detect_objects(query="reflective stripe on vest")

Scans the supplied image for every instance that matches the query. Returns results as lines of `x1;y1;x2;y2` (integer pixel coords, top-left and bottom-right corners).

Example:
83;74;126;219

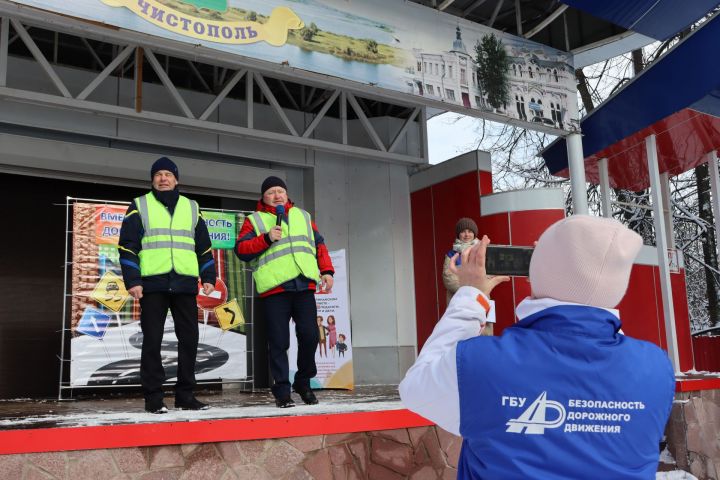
251;212;268;234
136;192;199;277
248;207;320;294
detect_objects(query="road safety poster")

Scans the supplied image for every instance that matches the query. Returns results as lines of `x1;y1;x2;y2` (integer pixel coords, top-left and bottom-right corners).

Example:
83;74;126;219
69;202;249;386
288;249;353;389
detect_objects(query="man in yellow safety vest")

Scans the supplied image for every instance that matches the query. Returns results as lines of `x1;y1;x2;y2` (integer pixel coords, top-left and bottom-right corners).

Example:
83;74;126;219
236;176;334;408
118;157;217;413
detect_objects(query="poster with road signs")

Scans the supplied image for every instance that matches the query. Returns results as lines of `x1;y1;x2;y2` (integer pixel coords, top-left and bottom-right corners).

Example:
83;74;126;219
203;211;236;250
90;271;129;312
214;299;245;331
77;307;113;339
69;202;250;386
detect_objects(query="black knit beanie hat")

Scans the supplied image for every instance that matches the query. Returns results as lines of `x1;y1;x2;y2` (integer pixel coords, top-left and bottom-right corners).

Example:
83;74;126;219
150;157;179;180
261;176;287;195
455;217;478;238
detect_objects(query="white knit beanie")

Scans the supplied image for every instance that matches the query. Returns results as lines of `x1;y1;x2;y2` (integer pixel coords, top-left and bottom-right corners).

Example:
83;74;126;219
529;215;643;308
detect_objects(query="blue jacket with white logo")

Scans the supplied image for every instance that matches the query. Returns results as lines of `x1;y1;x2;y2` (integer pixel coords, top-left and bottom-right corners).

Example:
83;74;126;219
456;304;675;479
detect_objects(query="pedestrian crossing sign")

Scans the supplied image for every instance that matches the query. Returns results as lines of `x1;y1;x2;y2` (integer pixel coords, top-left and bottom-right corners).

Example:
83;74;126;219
214;299;245;330
91;271;130;312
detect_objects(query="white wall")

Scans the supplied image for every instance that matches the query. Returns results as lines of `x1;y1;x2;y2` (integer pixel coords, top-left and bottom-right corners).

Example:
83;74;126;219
312;152;416;384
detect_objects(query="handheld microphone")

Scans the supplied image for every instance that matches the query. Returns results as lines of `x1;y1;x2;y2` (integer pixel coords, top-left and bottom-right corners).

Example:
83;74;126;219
275;204;285;227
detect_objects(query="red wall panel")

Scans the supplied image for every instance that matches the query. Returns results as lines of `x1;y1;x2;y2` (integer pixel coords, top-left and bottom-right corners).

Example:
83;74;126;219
431;172;483;319
411;188;439;350
491;281;515;335
653;268;669;351
693;336;720;372
671;272;694;371
412;171;488;348
479;171;493;196
491;277;532;336
617;264;695;372
509;210;565;245
477;213;511;245
482;209;561;335
513;277;532;305
431;173;482;247
617;265;662;345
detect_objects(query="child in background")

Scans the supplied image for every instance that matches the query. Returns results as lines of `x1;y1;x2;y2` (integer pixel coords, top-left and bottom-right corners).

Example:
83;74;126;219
442;217;494;336
337;334;347;357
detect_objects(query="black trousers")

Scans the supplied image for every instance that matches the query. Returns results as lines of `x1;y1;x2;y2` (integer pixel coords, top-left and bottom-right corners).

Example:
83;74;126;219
139;292;198;402
263;290;319;399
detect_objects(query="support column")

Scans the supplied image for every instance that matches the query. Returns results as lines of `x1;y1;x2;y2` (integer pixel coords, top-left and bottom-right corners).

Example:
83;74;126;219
567;132;589;215
420;106;429;162
598;157;611;217
134;47;143;113
660;172;675;250
340;91;347;145
646;134;681;372
707;151;720;259
246;71;253;129
0;17;8;87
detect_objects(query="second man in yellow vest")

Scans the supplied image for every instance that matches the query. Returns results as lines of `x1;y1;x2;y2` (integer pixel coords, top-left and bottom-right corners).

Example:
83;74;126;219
236;176;334;408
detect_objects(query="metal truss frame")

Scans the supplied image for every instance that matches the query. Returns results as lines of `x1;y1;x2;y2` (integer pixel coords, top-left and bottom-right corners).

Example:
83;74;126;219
433;0;569;42
0;6;427;165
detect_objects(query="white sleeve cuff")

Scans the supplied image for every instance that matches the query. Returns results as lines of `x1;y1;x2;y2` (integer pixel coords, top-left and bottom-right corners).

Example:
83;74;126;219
451;286;493;323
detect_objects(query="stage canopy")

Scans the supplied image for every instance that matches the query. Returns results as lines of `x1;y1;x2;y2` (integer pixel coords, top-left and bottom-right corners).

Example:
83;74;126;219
540;10;720;191
559;0;720;41
409;0;720;52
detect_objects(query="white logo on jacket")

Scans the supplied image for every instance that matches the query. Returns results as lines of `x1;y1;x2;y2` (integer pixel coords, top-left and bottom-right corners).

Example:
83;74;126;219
506;391;566;434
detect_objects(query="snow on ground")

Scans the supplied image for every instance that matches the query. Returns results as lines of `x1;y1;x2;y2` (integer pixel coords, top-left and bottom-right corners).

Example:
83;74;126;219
656;445;697;479
660;445;677;465
0;396;404;428
656;471;699;479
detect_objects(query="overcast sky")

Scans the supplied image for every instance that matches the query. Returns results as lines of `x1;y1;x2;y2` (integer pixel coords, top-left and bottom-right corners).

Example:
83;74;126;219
427;112;481;165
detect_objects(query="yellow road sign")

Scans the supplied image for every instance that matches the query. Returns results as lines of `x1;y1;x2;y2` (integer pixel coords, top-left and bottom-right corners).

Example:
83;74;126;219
91;271;129;312
214;298;245;330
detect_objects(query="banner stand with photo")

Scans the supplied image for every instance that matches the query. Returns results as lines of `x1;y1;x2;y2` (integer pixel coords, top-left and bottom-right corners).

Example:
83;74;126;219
57;197;254;400
289;249;354;390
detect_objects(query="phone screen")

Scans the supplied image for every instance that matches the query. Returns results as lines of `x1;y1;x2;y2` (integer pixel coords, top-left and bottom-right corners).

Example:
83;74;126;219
485;245;534;277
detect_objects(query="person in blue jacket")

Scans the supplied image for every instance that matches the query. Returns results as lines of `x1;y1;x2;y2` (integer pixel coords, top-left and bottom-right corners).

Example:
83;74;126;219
399;215;675;480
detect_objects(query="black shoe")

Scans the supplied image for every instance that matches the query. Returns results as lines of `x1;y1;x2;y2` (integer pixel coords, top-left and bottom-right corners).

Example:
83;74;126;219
175;397;210;411
275;396;296;408
294;388;319;405
145;399;169;414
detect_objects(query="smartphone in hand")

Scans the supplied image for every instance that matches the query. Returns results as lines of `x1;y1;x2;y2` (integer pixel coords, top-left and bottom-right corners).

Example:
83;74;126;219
485;245;534;276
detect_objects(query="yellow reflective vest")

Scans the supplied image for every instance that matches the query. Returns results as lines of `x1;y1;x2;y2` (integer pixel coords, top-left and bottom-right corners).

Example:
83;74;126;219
248;207;320;294
135;192;199;277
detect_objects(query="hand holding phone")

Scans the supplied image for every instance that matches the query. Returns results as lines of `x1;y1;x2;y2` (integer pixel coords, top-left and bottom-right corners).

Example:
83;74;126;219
449;236;511;296
485;245;534;277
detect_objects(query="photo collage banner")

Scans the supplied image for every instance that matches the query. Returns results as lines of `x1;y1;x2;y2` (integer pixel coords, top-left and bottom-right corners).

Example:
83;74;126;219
69;202;249;387
11;0;577;132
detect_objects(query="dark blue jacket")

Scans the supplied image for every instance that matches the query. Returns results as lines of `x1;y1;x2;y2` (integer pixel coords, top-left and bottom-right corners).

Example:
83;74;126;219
118;188;216;294
456;305;675;479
